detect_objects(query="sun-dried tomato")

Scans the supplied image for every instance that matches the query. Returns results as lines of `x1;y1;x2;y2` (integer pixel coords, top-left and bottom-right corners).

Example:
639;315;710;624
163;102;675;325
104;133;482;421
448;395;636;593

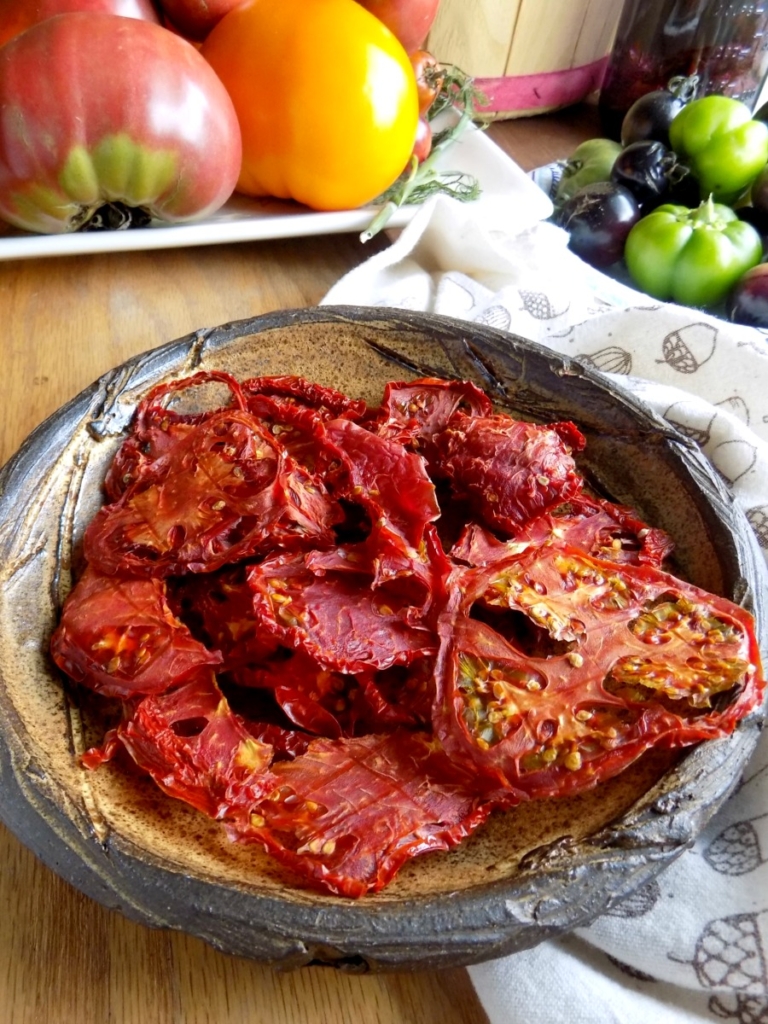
50;566;222;699
452;496;674;569
433;413;586;535
56;370;764;900
242;375;367;421
105;371;249;500
323;416;440;549
167;566;279;671
371;377;493;450
247;549;437;674
104;672;275;818
238;648;366;737
85;408;342;577
434;541;764;801
228;731;491;897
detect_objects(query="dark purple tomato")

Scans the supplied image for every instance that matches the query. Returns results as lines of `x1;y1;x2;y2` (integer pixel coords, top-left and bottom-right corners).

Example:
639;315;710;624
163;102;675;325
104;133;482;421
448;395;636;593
610;140;688;210
556;182;641;268
726;263;768;326
620;76;698;149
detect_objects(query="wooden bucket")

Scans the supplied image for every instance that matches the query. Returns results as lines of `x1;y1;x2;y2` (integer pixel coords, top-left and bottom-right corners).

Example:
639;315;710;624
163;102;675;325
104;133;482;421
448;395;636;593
426;0;623;119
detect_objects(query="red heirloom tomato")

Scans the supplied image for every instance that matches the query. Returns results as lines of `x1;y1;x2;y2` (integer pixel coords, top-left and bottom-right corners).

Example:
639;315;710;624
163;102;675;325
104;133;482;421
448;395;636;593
409;48;443;113
0;0;159;48
157;0;243;41
0;13;242;233
354;0;441;54
202;0;419;211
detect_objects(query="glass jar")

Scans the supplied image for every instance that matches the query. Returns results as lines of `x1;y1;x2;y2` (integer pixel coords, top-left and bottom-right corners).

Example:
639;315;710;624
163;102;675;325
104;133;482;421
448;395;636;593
598;0;768;138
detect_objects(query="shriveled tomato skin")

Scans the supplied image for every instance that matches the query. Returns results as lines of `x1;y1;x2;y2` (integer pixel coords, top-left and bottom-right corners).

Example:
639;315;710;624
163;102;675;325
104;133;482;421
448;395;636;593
435;414;586;534
0;0;159;47
0;13;242;233
107;673;276;818
202;0;419;210
84;407;341;578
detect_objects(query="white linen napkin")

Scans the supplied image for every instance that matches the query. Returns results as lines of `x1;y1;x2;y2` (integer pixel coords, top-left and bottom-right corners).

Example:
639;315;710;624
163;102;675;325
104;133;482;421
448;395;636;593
321;178;768;1024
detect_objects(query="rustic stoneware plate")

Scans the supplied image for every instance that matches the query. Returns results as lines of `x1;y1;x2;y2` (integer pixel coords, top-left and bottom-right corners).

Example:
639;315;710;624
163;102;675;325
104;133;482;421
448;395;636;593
0;306;765;972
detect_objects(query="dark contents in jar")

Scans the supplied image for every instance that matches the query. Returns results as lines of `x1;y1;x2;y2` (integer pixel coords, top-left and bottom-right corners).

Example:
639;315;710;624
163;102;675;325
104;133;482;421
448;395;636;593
599;0;768;139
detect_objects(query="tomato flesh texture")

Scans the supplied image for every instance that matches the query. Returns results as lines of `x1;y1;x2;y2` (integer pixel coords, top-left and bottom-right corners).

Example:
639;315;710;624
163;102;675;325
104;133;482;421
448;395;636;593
85;408;341;577
371;377;493;451
434;543;763;801
248;551;437;674
50;566;222;699
57;371;765;899
452;496;674;569
229;731;491;898
101;673;276;818
435;414;586;534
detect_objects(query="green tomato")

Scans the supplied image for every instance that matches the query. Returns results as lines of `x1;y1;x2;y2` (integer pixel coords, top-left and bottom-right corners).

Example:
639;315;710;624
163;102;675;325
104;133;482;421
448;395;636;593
624;197;763;307
555;138;623;205
668;95;768;205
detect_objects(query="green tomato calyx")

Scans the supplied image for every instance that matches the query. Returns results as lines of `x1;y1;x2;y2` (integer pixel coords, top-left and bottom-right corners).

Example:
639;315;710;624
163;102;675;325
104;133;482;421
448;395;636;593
5;135;181;234
689;194;737;230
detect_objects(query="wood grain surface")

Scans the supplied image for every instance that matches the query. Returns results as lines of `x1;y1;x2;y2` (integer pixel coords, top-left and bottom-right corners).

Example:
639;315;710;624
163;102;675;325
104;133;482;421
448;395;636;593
0;109;597;1024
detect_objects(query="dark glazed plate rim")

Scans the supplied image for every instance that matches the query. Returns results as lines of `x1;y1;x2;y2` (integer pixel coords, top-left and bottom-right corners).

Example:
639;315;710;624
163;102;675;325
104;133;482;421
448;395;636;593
0;305;765;972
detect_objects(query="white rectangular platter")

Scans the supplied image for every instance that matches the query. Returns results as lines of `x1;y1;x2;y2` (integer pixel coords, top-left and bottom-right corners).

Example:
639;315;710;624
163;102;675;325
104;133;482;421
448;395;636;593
0;127;551;261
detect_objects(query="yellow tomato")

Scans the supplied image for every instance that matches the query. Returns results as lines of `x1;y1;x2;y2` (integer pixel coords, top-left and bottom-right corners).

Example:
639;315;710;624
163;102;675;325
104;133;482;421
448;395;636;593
201;0;419;211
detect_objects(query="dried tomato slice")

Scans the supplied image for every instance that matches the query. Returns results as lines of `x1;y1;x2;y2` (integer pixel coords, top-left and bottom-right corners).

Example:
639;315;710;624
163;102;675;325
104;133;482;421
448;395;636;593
167;567;279;672
453;496;673;569
239;395;340;479
241;647;430;734
434;413;586;534
247;550;437;674
238;648;366;738
357;661;433;729
59;371;766;900
105;371;248;500
242;720;313;760
242;375;367;421
85;407;342;577
323;417;440;550
50;565;222;699
434;542;764;801
228;731;491;897
371;377;493;449
516;496;674;567
100;672;275;818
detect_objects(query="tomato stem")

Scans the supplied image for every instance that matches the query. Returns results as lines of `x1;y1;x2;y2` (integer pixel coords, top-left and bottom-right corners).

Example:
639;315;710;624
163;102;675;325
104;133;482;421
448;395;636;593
667;74;699;103
77;201;152;232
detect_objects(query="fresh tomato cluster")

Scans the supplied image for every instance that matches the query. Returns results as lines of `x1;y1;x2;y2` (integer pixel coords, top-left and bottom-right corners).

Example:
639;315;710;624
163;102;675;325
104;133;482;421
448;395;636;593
50;370;764;897
0;0;446;233
552;81;768;325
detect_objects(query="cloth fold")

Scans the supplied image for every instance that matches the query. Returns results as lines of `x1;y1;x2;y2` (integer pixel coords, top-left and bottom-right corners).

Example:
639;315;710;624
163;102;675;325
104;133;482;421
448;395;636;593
321;177;768;1023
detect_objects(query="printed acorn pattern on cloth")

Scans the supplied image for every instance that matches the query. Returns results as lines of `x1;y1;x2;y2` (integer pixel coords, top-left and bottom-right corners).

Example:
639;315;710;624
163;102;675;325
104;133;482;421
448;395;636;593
322;192;768;1024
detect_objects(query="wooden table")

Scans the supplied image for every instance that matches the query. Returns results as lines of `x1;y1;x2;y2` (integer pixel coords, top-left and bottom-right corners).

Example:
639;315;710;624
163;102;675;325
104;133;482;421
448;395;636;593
0;104;599;1024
